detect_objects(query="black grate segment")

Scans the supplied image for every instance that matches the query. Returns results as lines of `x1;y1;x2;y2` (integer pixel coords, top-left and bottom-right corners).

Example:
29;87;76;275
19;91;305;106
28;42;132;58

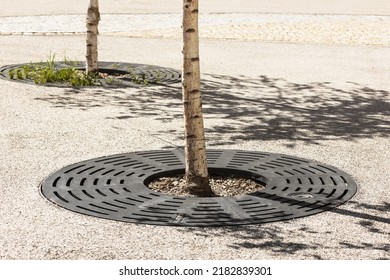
40;150;358;226
0;61;181;87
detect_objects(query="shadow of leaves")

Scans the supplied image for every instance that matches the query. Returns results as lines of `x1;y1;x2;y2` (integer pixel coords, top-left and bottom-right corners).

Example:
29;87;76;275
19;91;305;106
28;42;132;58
173;200;388;258
34;74;389;146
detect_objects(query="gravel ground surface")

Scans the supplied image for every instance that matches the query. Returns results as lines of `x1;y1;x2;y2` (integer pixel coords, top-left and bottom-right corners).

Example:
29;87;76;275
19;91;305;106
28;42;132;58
148;175;266;197
0;35;388;260
0;1;389;260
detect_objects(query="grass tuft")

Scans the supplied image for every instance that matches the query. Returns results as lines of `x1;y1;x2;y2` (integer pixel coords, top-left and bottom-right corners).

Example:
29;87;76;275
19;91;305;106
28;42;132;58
8;53;152;87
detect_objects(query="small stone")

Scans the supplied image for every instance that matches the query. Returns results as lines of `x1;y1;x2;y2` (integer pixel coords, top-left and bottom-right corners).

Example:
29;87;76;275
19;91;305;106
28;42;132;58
148;175;265;197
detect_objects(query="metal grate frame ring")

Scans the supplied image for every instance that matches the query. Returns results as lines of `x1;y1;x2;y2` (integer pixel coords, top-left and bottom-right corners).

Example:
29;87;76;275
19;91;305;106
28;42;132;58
40;149;358;226
0;61;181;87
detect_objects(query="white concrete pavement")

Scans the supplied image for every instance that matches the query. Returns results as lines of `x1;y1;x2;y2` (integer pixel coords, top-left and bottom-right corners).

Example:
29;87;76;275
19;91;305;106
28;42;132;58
1;13;389;47
1;0;390;16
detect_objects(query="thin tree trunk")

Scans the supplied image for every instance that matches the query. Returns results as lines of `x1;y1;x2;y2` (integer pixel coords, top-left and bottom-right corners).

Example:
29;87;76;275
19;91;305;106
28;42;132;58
86;0;100;74
182;0;212;196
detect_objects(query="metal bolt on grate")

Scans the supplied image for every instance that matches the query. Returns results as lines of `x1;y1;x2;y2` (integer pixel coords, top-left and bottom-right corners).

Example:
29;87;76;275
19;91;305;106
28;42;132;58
40;150;358;226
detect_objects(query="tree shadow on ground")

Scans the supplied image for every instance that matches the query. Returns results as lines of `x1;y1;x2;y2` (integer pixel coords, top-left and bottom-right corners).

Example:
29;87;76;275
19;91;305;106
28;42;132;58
174;200;389;259
33;74;389;258
35;73;389;147
201;75;389;146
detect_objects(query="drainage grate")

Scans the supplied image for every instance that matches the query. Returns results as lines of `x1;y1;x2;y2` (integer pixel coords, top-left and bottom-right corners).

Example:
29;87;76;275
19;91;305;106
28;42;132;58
0;61;181;87
40;150;358;226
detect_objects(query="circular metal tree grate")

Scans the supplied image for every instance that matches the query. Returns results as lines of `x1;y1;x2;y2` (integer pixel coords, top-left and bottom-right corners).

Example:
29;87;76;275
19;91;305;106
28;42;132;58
40;150;358;226
0;61;181;87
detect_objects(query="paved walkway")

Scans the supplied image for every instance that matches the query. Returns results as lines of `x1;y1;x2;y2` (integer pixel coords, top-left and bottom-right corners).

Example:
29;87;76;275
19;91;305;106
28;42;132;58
2;0;390;16
1;13;390;47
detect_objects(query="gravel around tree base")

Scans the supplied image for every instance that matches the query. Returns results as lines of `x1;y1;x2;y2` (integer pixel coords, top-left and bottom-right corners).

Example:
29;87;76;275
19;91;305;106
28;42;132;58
148;175;266;197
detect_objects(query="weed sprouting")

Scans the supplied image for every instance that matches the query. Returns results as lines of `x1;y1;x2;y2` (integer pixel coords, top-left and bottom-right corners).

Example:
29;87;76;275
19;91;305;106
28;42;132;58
155;70;162;84
7;54;152;86
9;55;97;86
127;67;149;85
8;69;15;79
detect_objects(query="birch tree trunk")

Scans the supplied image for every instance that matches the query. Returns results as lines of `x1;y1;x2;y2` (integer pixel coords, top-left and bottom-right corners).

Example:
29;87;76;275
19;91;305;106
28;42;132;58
182;0;212;196
86;0;100;74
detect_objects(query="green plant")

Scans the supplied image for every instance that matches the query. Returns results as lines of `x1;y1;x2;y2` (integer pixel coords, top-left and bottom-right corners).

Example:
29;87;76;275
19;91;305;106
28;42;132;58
16;69;24;79
112;63;120;69
7;53;154;87
62;54;79;68
8;69;15;79
104;75;123;85
22;65;31;79
155;70;162;84
9;54;98;86
127;67;149;85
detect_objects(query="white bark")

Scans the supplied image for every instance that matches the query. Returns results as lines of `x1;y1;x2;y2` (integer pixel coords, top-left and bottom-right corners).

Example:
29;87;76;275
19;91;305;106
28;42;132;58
86;0;100;74
182;0;211;196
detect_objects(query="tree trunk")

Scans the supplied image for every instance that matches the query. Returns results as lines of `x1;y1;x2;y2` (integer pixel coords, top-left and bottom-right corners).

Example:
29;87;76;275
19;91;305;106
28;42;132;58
86;0;100;74
182;0;212;196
